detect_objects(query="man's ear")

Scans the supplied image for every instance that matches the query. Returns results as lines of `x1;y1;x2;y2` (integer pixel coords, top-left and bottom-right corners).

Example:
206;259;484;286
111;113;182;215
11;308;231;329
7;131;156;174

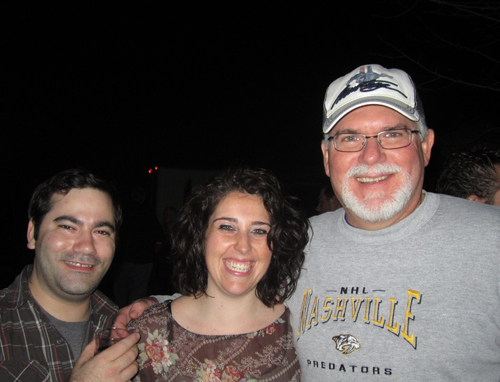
27;220;36;250
321;139;331;177
421;129;435;167
467;195;487;204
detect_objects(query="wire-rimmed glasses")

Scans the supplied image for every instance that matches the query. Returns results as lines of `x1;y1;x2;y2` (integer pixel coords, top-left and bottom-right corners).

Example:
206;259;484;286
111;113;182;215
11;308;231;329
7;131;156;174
328;128;420;152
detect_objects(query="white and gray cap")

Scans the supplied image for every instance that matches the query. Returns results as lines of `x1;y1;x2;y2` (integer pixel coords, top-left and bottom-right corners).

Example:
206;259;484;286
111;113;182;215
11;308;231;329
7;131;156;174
323;64;425;134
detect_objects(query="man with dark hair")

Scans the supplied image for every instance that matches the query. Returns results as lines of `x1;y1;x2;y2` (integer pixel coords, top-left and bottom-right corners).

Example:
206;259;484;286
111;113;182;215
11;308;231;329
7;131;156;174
437;144;500;206
28;168;123;239
0;169;139;382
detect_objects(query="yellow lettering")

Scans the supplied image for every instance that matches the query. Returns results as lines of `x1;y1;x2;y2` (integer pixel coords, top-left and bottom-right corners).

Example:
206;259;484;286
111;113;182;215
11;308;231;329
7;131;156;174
307;296;319;328
350;297;364;321
386;298;400;335
297;289;311;338
371;297;385;327
321;297;333;322
363;297;372;323
333;297;347;320
401;290;421;348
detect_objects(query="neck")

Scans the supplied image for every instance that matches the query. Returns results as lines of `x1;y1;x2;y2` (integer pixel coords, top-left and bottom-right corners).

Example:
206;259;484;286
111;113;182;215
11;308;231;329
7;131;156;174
28;270;91;322
173;292;284;335
202;291;266;316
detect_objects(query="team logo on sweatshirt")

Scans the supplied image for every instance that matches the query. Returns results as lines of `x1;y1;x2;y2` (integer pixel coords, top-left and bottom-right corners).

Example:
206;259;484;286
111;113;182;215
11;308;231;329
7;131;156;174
332;334;361;354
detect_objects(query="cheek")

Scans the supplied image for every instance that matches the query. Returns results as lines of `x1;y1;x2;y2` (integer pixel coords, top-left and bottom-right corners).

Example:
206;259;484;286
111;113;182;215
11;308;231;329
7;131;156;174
101;242;116;261
203;236;224;267
330;155;351;177
204;235;217;258
399;145;423;170
259;243;273;264
206;231;234;252
402;156;425;184
91;236;116;261
330;167;348;195
41;232;71;253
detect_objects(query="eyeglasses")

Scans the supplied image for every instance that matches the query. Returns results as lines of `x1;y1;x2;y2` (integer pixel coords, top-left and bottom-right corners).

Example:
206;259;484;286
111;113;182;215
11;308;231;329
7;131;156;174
328;129;420;152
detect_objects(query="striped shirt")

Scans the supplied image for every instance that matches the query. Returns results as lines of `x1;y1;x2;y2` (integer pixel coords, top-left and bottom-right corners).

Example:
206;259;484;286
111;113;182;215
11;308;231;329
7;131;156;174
0;265;117;381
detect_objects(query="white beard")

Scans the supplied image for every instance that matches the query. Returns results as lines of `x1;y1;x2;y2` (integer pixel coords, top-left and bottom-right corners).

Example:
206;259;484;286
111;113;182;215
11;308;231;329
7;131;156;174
341;164;413;222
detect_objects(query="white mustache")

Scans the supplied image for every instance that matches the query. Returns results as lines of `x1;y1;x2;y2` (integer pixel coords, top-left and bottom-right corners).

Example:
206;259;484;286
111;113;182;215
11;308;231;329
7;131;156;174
347;164;403;178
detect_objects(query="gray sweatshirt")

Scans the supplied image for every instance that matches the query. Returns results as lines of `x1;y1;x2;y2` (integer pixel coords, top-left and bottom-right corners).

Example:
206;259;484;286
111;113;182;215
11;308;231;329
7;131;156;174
288;192;500;381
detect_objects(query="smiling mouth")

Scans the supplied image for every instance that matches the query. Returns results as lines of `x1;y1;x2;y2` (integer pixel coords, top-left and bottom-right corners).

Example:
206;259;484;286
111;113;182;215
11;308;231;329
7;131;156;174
224;260;252;273
356;175;389;183
65;261;94;269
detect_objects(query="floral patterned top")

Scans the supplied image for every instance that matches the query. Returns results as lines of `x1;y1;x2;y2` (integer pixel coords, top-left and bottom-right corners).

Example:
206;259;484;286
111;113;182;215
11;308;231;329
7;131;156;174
127;300;300;382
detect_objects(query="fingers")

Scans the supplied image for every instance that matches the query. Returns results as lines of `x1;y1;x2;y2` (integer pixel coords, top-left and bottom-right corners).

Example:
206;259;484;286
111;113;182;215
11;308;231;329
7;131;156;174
120;360;139;381
129;298;159;319
113;305;133;331
113;297;159;328
70;333;139;382
111;334;139;381
74;337;98;369
110;327;131;340
99;333;140;362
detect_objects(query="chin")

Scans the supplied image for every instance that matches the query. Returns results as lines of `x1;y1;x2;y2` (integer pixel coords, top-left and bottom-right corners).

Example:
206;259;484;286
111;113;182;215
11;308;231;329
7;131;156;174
342;180;413;223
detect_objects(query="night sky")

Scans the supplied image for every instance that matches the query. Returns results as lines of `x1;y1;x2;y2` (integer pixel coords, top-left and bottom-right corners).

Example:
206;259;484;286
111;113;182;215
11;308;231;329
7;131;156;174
3;1;499;282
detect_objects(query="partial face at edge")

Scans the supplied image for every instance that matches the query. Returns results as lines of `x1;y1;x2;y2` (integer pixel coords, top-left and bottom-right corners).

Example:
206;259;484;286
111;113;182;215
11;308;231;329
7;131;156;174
490;165;500;206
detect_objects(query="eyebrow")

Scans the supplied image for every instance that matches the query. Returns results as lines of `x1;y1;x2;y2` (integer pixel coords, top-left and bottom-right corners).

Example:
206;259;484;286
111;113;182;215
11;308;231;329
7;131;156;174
53;215;116;232
334;124;409;135
213;217;271;226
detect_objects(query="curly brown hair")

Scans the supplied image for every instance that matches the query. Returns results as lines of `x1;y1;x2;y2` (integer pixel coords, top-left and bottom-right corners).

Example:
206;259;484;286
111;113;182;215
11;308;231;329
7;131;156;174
171;167;309;307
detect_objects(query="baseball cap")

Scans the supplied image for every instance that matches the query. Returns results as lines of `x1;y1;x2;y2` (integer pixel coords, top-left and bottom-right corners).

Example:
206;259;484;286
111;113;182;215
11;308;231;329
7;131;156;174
323;64;425;134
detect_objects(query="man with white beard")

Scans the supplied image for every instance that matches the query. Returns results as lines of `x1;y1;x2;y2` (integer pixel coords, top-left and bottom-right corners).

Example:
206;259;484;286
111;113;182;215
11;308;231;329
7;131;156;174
287;64;500;381
114;64;500;381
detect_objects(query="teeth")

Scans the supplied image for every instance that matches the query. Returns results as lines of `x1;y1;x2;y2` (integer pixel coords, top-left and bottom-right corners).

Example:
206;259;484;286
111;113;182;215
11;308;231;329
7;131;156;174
356;175;388;183
66;261;93;268
225;261;251;273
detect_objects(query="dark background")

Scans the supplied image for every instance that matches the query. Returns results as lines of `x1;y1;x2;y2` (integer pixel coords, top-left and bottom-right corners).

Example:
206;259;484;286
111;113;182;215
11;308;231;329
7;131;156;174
3;1;499;288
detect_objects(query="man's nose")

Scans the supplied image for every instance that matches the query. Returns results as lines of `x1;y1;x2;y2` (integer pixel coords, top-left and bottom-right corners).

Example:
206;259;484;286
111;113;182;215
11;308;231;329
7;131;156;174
73;231;97;255
359;136;386;165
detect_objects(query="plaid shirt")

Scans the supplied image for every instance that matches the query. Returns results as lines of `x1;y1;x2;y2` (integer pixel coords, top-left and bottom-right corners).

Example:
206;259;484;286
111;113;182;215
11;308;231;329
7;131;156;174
0;265;118;382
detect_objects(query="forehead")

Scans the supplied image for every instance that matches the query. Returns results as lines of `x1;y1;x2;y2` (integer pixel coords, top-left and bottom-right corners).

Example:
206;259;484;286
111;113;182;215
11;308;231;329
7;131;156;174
45;188;114;223
214;192;268;217
332;105;416;134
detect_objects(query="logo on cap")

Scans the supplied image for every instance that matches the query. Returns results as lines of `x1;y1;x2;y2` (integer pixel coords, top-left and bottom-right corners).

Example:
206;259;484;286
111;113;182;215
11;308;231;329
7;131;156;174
331;65;408;110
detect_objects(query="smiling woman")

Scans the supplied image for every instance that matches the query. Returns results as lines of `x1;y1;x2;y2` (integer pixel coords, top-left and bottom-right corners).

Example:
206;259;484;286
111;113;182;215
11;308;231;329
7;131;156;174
204;192;273;302
127;168;309;382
